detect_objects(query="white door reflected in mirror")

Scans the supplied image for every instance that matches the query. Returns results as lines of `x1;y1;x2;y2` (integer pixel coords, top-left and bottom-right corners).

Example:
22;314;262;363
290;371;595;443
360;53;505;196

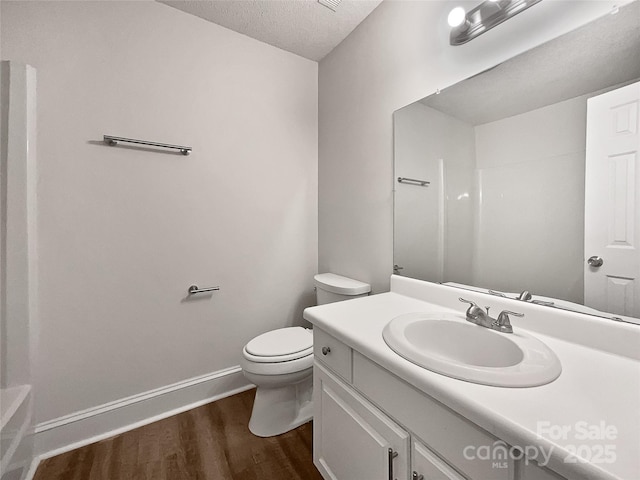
584;81;640;318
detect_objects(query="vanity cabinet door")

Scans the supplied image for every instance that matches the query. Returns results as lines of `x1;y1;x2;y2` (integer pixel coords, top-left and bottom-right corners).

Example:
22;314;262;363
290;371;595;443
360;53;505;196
314;362;409;480
412;440;465;480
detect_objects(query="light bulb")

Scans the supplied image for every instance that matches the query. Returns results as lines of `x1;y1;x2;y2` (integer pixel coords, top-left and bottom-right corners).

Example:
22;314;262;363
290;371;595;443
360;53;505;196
447;7;467;28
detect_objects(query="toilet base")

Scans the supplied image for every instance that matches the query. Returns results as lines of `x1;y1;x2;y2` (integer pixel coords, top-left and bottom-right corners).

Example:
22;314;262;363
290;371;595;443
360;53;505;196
248;376;313;437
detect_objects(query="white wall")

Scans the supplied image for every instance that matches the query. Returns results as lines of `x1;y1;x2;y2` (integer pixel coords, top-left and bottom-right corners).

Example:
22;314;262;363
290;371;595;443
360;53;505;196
318;0;626;294
474;96;587;302
393;102;475;283
1;0;318;425
393;103;444;282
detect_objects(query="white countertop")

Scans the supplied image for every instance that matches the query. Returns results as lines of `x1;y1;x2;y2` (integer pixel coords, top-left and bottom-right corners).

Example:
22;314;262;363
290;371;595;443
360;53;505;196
303;277;640;480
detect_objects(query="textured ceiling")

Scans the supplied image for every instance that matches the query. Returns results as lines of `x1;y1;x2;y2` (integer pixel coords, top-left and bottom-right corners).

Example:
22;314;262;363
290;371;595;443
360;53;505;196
158;0;383;61
421;1;640;125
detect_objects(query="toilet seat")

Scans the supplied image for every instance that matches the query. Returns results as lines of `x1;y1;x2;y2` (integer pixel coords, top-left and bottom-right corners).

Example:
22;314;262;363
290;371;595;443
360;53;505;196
243;347;313;363
242;352;313;376
240;273;371;438
244;327;313;363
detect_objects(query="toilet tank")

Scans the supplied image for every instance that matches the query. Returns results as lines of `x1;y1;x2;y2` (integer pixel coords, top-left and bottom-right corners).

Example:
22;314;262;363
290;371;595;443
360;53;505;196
314;273;371;305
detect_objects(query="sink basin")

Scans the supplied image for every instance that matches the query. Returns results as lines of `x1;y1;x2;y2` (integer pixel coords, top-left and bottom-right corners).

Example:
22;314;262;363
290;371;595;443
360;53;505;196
382;313;561;387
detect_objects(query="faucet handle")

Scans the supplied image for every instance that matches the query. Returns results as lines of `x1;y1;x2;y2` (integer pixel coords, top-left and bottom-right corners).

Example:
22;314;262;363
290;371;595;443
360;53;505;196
459;298;490;312
494;310;524;334
459;298;487;320
532;299;554;307
459;297;478;307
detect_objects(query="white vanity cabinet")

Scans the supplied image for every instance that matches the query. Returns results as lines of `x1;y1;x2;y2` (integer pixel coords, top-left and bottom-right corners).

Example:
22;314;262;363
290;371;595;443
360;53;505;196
313;328;566;480
412;440;465;480
314;363;409;480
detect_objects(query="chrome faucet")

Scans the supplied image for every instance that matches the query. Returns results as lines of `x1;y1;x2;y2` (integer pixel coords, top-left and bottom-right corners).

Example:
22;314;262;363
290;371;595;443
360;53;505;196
517;290;533;301
459;298;524;334
494;310;523;333
515;290;556;307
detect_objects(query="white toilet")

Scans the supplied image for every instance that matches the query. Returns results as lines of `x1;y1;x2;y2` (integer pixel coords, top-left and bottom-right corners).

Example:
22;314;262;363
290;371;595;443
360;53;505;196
241;273;371;437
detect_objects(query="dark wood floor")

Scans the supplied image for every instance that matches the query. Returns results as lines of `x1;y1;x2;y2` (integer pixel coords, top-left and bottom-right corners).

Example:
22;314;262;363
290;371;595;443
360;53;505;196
34;389;323;480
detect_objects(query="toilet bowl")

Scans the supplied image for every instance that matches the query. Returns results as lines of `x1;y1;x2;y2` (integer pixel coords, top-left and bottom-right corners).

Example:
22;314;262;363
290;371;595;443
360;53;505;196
241;273;371;437
241;327;314;437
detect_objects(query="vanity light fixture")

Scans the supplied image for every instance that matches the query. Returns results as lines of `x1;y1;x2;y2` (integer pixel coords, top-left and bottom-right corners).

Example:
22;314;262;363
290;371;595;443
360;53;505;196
448;0;542;46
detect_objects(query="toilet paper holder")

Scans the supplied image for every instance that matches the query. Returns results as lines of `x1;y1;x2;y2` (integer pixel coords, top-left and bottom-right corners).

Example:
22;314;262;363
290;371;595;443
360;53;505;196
188;285;220;295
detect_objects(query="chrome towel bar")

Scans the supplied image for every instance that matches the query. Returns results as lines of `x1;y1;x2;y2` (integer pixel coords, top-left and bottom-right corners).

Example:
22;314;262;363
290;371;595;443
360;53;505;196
188;285;220;295
397;177;430;187
104;135;192;155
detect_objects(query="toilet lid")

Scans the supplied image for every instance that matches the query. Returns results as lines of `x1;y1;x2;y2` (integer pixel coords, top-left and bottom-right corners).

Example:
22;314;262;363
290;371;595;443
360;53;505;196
246;327;313;358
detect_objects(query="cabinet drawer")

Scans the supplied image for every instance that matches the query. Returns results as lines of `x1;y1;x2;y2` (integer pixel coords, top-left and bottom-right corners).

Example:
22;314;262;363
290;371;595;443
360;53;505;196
353;352;513;480
314;328;352;382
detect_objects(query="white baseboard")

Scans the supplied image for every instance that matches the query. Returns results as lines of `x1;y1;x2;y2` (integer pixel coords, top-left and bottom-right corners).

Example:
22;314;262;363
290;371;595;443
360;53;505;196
32;366;253;464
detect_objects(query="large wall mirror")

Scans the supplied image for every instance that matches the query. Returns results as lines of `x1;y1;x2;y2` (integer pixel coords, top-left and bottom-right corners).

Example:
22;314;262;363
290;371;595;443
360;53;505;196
393;2;640;324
